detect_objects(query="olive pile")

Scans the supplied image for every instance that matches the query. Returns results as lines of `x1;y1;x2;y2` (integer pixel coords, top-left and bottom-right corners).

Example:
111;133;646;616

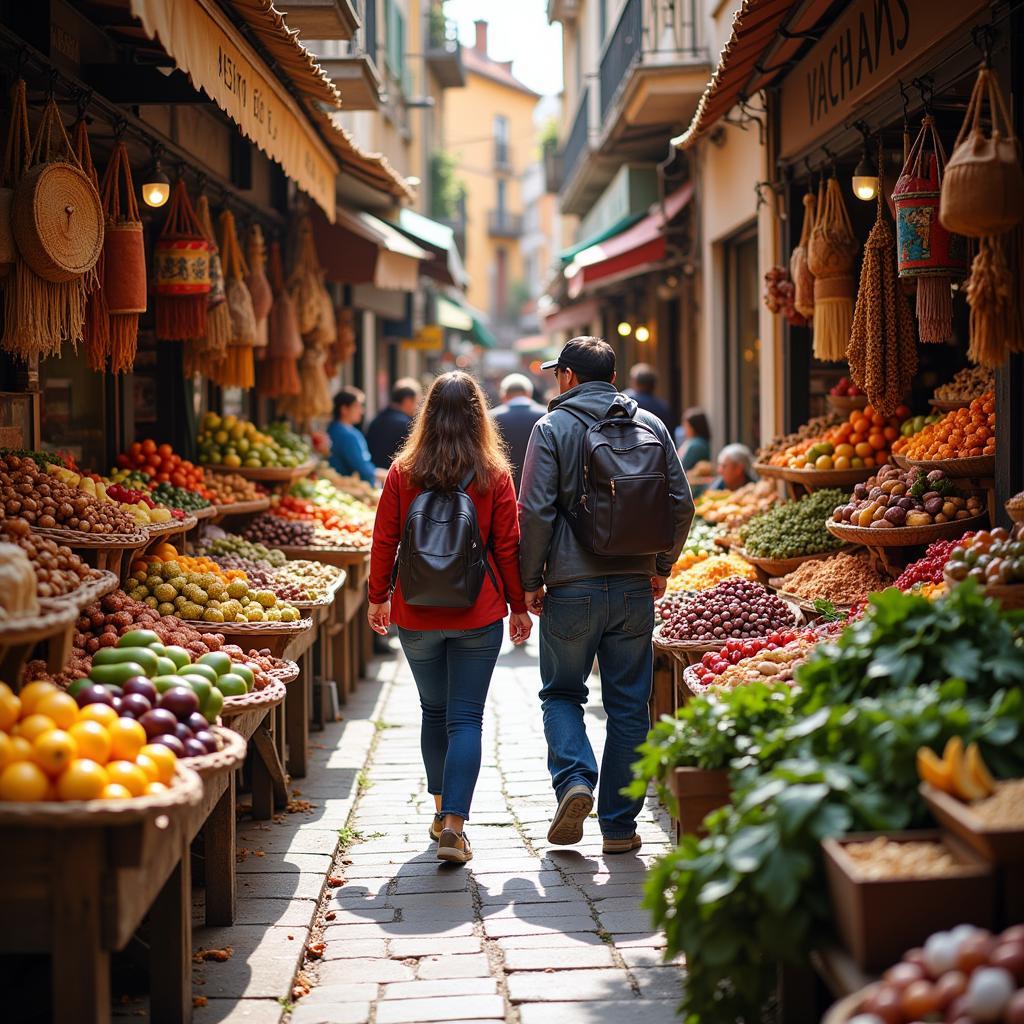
740;488;846;559
661;578;796;642
0;519;98;598
150;482;211;513
200;535;287;566
0;455;141;535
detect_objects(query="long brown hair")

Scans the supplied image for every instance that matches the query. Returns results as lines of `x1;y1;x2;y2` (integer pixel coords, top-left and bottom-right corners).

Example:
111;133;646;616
393;371;510;492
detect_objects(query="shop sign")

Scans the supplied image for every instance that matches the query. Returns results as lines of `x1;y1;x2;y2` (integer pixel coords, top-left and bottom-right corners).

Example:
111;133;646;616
129;0;338;220
779;0;987;158
402;325;445;351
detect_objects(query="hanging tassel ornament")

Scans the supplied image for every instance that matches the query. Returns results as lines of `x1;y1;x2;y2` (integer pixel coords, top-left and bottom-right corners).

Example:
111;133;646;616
893;118;968;343
848;171;918;415
184;194;231;377
808;176;859;361
790;187;816;321
99;142;147;373
256;241;301;398
208;208;256;388
246;223;273;356
73;120;109;372
153;180;210;340
965;227;1024;368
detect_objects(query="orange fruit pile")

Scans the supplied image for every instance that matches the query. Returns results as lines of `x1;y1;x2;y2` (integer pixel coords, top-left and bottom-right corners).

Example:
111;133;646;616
770;404;910;471
131;543;247;583
0;681;178;803
893;392;995;460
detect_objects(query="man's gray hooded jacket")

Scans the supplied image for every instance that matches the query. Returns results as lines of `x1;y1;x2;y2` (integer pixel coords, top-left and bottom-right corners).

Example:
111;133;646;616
517;381;695;591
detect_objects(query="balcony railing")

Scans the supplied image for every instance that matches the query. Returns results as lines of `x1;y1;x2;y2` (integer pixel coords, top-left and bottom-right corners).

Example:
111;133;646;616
488;210;523;238
559;87;589;194
599;0;702;121
494;142;512;171
426;14;465;88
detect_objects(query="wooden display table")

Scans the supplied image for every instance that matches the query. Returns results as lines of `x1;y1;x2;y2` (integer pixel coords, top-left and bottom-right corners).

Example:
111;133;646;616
220;681;288;821
0;768;203;1024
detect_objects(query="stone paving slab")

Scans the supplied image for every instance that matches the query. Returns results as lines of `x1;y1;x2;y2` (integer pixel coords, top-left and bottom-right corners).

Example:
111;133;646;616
518;1000;681;1024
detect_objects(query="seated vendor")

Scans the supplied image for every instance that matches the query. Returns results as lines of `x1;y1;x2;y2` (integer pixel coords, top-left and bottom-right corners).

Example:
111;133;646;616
709;443;756;491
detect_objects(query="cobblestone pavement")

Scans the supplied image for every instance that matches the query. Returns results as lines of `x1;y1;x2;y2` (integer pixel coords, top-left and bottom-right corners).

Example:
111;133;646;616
189;637;681;1024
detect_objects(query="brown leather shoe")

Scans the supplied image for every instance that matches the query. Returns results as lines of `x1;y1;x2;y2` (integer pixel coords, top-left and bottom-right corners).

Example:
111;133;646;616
547;784;594;846
603;833;642;855
437;828;473;864
428;813;444;842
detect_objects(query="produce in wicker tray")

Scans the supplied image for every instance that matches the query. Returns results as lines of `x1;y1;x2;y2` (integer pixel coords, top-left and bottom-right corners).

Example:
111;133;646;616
755;415;843;462
892;391;996;461
768;405;909;471
740;489;847;558
265;421;313;460
945;525;1024;586
691;629;802;684
243;514;315;548
287;478;376;531
114;440;214;496
133;545;247;585
831;466;983;529
197;412;311;468
200;534;288;567
682;518;721;556
659;578;796;643
45;463;174;525
933;364;994;403
693;481;780;528
895;536;977;590
0;545;39;617
671;553;758;593
829;376;863;398
202;472;267;505
0;519;101;599
318;467;379;507
775;551;888;606
149;482;211;513
0;455;143;535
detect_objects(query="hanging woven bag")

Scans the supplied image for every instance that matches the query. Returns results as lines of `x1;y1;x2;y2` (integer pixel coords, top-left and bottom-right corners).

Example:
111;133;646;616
940;65;1024;237
790;188;816;321
246;223;273;355
289;212;324;336
99;141;147;372
256;240;301;398
73;119;109;372
807;176;858;361
893;116;969;343
207;207;256;389
0;79;30;280
154;180;210;340
194;195;230;359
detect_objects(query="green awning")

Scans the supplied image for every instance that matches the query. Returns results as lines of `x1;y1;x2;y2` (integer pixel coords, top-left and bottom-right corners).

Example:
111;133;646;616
436;294;497;349
390;208;468;288
558;211;645;264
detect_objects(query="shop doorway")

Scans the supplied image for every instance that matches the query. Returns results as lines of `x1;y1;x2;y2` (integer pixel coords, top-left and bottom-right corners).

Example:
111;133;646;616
724;225;761;451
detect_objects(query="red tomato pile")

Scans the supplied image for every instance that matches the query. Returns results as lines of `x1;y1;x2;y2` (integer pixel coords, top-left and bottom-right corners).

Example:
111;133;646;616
269;495;345;531
693;630;801;685
116;441;214;499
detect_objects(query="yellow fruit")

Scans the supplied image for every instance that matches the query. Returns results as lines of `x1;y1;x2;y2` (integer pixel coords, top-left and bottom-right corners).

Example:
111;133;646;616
140;743;176;785
68;720;111;764
33;730;78;778
0;733;12;772
145;782;168;796
78;704;118;728
0;760;50;801
134;753;161;784
100;782;132;800
108;718;146;762
966;742;997;797
56;760;108;801
0;683;21;731
815;454;834;471
15;714;56;743
34;692;79;730
105;760;147;797
944;736;988;802
8;736;34;762
917;746;953;793
18;681;59;716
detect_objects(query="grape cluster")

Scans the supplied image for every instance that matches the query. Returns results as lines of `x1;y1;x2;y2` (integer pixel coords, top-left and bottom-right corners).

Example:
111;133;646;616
660;578;796;642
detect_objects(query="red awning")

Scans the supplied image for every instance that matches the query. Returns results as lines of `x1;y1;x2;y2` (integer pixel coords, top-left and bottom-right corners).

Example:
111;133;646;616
564;183;693;297
543;297;602;334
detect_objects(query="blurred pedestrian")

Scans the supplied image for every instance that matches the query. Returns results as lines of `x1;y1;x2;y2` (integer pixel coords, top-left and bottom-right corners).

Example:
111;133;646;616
366;378;422;469
328;387;383;486
677;407;712;471
710;443;756;491
491;373;546;493
624;363;673;431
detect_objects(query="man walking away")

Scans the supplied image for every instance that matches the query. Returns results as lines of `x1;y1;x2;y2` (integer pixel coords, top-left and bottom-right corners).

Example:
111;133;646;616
366;378;422;469
625;363;674;432
491;373;546;493
518;337;694;854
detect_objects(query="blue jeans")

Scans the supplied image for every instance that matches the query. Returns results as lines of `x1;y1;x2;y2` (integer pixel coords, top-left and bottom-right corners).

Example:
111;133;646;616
398;621;503;820
539;575;654;840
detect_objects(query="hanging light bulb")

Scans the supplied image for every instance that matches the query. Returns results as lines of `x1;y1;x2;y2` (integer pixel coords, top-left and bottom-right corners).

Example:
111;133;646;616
634;325;651;343
142;157;171;208
851;137;879;202
617;321;632;337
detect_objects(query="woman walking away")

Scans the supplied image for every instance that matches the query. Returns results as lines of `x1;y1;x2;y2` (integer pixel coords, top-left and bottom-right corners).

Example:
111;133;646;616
367;371;532;864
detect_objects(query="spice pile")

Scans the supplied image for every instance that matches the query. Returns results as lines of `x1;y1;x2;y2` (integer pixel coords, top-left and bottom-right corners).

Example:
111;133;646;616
893;392;996;461
670;553;757;593
740;489;846;559
693;481;780;534
970;780;1024;827
0;519;101;599
841;837;974;879
776;551;888;606
660;578;796;643
933;364;994;404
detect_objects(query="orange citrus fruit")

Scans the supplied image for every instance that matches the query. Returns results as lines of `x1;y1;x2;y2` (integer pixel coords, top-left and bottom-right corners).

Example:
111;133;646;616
56;760;108;801
139;743;176;785
18;681;59;715
14;713;56;743
68;720;111;764
108;719;146;762
105;760;147;797
34;692;79;730
100;782;132;800
77;703;118;728
8;736;33;762
145;782;168;796
0;683;21;731
33;730;78;777
0;733;12;771
134;753;161;784
0;760;50;801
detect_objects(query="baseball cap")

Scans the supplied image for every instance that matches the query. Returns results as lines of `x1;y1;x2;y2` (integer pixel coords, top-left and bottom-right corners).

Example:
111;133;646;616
540;336;616;379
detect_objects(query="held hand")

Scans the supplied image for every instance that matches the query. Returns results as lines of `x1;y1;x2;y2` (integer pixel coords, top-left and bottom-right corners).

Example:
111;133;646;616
367;601;391;635
509;612;533;646
524;587;546;615
651;576;668;601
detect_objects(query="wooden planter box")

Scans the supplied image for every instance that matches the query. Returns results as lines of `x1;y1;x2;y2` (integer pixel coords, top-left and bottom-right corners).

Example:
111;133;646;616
823;830;996;971
669;766;731;839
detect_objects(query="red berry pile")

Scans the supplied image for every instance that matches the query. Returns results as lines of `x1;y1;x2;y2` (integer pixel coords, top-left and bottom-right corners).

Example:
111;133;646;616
895;534;977;590
660;578;796;643
693;630;801;685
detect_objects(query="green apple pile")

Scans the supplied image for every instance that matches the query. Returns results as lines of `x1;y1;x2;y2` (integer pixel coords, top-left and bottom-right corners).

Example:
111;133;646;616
197;414;310;469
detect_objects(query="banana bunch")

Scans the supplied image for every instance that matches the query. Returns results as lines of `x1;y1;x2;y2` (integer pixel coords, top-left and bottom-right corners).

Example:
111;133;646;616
917;737;998;802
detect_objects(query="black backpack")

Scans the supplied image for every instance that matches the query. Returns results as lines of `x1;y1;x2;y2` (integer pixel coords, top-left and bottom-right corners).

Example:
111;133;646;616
559;407;674;557
394;472;498;608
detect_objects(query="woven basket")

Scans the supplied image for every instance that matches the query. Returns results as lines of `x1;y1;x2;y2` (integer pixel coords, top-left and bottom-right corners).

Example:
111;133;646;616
13;161;104;282
0;763;202;827
0;599;79;645
780;466;875;488
653;602;800;653
767;579;857;615
146;516;198;539
752;462;789;481
181;725;248;779
827;515;988;548
929;397;971;412
288;569;346;610
30;525;146;548
904;454;995;479
187;618;313;659
211;497;271;518
1006;501;1024;525
39;568;119;614
681;663;719;697
944;572;1024;610
220;678;287;718
826;394;869;414
268;660;300;685
735;545;844;577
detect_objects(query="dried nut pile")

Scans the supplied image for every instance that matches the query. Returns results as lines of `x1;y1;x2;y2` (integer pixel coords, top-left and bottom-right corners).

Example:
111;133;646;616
777;551;887;605
0;519;98;598
204;472;267;505
842;837;974;879
694;480;780;527
711;641;811;688
933;364;994;402
0;454;142;535
671;553;758;592
660;578;796;642
243;514;315;548
832;466;982;529
740;488;847;559
969;780;1024;827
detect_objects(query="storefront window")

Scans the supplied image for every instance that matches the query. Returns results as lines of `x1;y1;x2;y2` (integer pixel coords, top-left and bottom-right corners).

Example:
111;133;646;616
724;227;761;451
39;350;111;469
